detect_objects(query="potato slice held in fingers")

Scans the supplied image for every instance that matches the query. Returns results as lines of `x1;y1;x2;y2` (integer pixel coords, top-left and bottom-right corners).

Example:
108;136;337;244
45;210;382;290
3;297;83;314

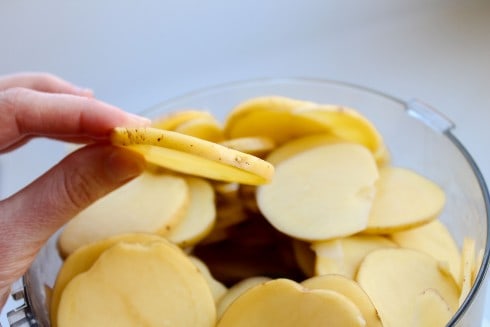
356;248;459;327
58;171;189;257
302;274;382;327
111;127;274;185
217;278;366;327
166;177;216;247
257;143;378;241
364;166;446;234
58;241;216;327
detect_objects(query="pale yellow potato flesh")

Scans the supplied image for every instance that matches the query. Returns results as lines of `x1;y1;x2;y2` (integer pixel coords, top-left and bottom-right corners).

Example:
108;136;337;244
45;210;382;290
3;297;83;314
413;288;453;327
312;235;397;278
257;143;379;240
189;256;228;302
58;241;216;327
217;278;366;327
293;105;384;155
111;127;274;185
223;96;327;144
174;116;225;142
216;276;272;318
364;166;446;234
390;219;461;284
58;172;189;257
166;177;216;247
152;109;214;130
220;136;276;156
459;238;476;306
51;233;166;327
356;248;459;327
301;274;382;327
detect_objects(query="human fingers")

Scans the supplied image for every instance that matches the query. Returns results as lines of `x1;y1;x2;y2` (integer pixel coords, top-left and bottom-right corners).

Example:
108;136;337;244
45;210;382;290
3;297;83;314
0;72;93;97
0;144;145;305
0;87;150;152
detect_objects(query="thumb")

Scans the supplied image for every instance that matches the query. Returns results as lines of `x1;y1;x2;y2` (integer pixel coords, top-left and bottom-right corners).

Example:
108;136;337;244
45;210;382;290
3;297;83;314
0;144;145;298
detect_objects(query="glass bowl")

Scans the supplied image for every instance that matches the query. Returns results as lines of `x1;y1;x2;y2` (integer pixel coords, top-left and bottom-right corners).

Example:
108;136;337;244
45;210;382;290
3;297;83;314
12;78;489;326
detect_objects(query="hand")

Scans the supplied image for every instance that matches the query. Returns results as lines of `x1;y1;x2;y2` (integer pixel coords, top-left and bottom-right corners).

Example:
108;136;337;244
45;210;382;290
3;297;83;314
0;73;150;306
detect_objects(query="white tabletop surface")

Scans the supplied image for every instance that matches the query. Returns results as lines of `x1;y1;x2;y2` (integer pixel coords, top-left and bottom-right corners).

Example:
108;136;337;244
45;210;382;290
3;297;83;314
1;0;489;325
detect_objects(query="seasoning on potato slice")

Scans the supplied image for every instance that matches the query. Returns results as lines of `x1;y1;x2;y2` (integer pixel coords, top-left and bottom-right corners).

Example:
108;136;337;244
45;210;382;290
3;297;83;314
223;96;327;144
216;276;272;318
189;256;228;302
413;288;453;327
312;235;397;278
111;127;274;185
293;105;384;155
217;278;366;327
58;241;216;327
364;166;446;234
356;248;459;327
152;109;214;130
302;274;382;327
459;238;476;306
390;219;461;284
174;116;224;142
166;177;216;247
51;233;167;327
257;143;378;241
220;136;276;157
58;171;189;257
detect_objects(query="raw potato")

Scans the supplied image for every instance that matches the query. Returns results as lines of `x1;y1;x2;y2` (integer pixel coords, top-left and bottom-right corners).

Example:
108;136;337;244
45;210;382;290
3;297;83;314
216;276;272;318
257;143;379;240
459;238;476;306
189;256;228;302
58;172;189;257
174;116;224;142
413;289;453;327
152;109;214;130
217;278;366;327
58;241;216;327
364;166;446;234
166;177;216;247
390;219;461;283
220;136;276;157
51;233;166;327
356;248;459;327
223;96;327;144
111;127;274;185
301;274;382;327
312;235;397;278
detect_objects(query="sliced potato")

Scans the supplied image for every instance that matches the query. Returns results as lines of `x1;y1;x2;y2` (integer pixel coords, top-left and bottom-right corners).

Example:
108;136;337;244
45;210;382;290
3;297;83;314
220;136;276;157
58;241;216;327
302;274;382;327
216;276;272;318
413;288;452;327
166;177;216;247
189;256;228;302
364;166;445;234
152;109;214;130
174;116;224;142
472;248;484;286
223;96;327;144
51;233;166;327
390;219;461;283
111;127;274;185
58;171;189;257
257;143;378;240
217;278;366;327
459;238;476;306
312;235;397;278
293;105;384;156
356;248;459;327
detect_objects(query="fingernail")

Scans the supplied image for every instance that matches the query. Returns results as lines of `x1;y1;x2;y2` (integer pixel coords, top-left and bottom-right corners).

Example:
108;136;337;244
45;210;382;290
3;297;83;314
106;148;146;183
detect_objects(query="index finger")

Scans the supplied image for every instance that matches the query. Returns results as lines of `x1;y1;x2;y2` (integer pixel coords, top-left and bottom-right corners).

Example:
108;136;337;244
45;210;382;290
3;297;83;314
0;87;150;152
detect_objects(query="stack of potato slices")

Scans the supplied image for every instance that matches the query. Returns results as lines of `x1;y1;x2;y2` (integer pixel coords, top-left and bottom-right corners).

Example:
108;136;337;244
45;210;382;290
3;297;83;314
52;96;482;327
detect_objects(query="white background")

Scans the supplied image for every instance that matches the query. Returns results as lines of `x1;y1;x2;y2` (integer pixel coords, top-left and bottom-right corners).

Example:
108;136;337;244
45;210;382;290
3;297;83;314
1;0;489;325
